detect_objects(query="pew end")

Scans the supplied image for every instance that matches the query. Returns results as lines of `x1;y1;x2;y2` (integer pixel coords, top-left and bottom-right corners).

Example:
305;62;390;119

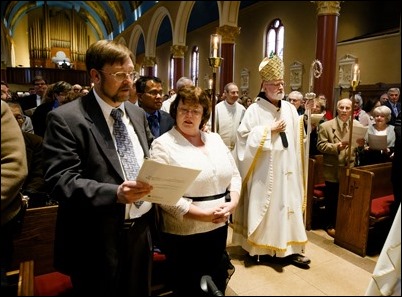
335;163;394;257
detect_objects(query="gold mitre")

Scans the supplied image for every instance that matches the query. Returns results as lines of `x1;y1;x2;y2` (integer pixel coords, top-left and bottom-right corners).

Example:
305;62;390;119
259;54;284;81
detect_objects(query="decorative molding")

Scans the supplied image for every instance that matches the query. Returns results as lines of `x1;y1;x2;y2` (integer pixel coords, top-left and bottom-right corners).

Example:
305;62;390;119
240;68;250;93
170;44;188;58
338;54;357;88
289;61;303;90
143;56;156;67
314;1;341;16
217;25;241;44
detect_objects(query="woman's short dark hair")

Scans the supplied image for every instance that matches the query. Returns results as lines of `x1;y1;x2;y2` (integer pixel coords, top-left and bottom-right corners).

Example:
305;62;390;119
170;86;211;129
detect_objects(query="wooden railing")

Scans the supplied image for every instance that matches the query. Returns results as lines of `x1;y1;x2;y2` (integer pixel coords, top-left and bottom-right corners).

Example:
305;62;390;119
1;67;91;87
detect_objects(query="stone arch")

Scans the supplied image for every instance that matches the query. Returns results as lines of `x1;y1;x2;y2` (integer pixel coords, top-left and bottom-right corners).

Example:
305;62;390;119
220;1;240;27
146;6;173;58
173;1;195;46
128;24;145;65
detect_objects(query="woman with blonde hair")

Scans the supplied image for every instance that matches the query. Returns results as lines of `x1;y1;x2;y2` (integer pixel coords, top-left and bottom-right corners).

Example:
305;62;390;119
357;105;395;166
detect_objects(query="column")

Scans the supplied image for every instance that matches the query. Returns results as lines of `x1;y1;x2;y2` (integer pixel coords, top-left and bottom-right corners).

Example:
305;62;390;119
142;56;156;77
314;1;341;115
216;25;241;95
170;45;187;85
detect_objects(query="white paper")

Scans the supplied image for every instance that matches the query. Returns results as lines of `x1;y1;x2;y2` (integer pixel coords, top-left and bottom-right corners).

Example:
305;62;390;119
368;134;388;150
342;125;368;145
136;159;201;205
310;113;325;126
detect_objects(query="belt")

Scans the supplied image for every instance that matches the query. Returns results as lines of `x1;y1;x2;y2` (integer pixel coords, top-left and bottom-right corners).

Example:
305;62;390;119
183;190;229;202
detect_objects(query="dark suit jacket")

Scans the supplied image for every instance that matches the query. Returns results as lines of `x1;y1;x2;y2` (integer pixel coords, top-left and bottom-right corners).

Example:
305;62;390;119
384;100;401;125
43;91;154;276
31;101;54;137
19;94;40;115
159;110;174;136
22;132;46;195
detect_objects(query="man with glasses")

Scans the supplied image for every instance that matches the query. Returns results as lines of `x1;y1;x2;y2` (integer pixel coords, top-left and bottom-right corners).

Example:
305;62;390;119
43;40;154;296
136;76;174;138
288;90;305;115
232;54;312;268
19;76;48;117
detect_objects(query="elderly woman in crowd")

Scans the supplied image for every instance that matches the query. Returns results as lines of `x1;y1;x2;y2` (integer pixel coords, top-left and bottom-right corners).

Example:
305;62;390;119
357;105;395;166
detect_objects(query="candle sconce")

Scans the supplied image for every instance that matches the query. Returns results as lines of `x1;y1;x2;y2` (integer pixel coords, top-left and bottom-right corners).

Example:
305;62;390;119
208;33;223;132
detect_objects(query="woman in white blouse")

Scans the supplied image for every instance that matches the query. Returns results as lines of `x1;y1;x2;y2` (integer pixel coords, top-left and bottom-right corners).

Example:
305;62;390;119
149;85;241;296
358;105;395;165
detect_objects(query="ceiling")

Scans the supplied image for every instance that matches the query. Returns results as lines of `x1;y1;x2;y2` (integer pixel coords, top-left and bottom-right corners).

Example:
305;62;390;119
1;1;147;40
2;1;259;43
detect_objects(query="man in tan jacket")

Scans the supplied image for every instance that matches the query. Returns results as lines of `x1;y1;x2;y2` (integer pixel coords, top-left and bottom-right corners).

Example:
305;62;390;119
1;100;28;288
317;98;365;237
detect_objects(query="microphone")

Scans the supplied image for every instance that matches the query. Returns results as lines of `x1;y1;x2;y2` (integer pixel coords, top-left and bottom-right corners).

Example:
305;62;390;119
200;275;224;296
279;132;288;148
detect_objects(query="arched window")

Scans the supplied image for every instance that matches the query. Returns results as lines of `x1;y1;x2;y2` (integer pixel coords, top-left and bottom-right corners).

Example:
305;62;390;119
190;46;199;87
154;62;158;77
265;19;284;59
169;54;174;89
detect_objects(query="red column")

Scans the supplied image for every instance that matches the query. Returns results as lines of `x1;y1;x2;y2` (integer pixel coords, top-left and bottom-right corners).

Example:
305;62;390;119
173;57;184;84
220;43;234;94
217;25;241;96
170;45;187;87
314;1;341;116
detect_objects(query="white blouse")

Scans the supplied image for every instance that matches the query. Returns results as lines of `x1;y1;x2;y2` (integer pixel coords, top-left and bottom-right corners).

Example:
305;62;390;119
149;127;241;235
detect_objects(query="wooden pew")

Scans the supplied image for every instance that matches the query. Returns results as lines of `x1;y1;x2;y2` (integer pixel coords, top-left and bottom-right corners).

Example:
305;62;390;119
10;205;73;296
10;205;170;296
335;162;394;257
306;155;326;230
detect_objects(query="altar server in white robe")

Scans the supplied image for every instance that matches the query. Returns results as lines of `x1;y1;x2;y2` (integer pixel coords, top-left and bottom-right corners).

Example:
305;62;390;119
231;54;312;267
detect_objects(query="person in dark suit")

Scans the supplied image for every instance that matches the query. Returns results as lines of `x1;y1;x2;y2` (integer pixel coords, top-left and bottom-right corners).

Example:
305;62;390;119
19;76;48;117
32;80;72;137
136;76;174;138
43;40;154;296
383;87;401;125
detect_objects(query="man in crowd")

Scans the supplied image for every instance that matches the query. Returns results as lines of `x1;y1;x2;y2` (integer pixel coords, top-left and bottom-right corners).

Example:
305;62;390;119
161;77;193;113
43;40;154;296
136;76;174;138
213;82;245;153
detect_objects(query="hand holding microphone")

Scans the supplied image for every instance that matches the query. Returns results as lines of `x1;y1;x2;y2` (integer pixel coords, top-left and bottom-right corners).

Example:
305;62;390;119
274;120;288;148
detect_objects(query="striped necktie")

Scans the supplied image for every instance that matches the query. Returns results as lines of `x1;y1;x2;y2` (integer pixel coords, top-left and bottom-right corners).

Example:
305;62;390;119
111;108;143;208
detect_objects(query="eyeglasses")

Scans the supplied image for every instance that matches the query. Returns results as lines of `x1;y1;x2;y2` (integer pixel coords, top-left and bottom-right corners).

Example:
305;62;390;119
145;90;163;97
98;70;138;82
178;107;203;117
266;82;285;88
34;82;46;86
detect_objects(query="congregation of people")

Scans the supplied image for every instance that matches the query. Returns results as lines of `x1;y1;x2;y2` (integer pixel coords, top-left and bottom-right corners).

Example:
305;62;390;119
1;40;401;296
